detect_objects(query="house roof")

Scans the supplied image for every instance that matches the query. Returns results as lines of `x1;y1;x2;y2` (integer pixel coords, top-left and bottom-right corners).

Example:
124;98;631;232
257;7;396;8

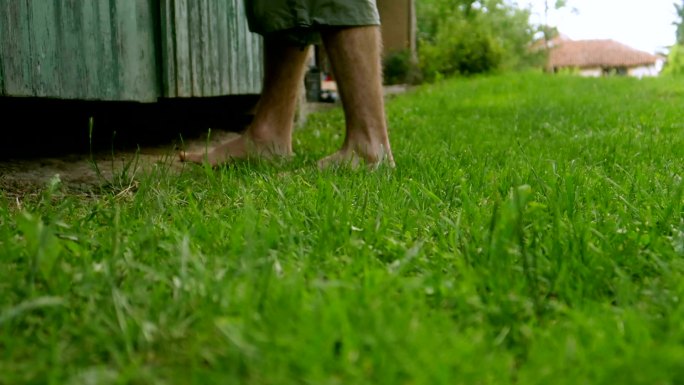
529;34;572;51
548;39;660;69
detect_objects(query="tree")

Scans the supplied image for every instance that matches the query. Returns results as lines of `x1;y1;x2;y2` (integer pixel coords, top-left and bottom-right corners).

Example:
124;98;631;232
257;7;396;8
664;1;684;75
416;0;538;81
543;1;566;45
663;45;684;76
675;1;684;45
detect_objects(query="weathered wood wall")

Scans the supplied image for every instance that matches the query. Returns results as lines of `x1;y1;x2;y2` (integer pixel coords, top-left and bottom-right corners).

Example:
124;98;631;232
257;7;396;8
160;0;263;97
0;0;159;101
0;0;263;101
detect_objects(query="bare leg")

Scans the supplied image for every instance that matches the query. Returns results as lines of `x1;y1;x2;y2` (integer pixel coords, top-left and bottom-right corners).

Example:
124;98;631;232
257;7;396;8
318;26;395;168
180;39;310;165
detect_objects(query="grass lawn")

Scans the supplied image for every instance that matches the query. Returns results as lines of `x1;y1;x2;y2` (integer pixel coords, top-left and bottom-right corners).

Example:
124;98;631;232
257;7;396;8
1;73;683;384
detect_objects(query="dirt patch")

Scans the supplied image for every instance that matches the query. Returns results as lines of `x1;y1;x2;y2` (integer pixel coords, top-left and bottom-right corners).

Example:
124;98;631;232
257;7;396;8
0;131;240;197
0;96;257;197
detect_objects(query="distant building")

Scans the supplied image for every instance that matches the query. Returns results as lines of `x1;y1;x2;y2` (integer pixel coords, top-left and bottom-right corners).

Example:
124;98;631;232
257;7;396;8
546;37;663;78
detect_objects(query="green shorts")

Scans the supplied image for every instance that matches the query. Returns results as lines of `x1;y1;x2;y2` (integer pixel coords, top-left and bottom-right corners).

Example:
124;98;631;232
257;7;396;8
245;0;380;46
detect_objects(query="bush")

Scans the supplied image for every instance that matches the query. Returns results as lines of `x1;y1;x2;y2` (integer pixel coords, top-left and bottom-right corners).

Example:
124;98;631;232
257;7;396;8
663;45;684;76
419;16;503;82
383;49;421;85
415;0;538;82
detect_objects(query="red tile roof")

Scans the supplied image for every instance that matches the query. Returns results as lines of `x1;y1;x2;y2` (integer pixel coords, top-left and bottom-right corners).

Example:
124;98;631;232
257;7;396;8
548;39;659;69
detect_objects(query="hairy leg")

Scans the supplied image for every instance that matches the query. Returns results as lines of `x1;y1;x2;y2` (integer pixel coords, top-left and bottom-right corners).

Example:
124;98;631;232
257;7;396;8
318;26;395;168
180;39;310;165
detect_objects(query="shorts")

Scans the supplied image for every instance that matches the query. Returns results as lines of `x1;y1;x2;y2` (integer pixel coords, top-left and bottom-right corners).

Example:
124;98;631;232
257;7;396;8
245;0;380;46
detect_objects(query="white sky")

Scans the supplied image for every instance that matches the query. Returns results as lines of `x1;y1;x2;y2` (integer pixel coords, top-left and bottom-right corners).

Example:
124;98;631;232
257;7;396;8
518;0;679;54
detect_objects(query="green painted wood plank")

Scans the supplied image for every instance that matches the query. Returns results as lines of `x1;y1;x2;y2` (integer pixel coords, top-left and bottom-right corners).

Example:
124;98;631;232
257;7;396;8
160;0;177;97
236;0;262;94
187;1;199;95
0;1;4;94
27;0;60;97
0;0;5;94
161;0;263;97
226;0;239;94
0;48;3;94
94;0;117;99
0;0;33;96
198;0;209;95
58;1;88;97
208;0;222;95
241;0;262;94
174;0;192;97
0;0;159;101
1;0;260;100
81;1;97;97
216;0;230;93
235;0;247;94
119;0;158;101
203;0;220;95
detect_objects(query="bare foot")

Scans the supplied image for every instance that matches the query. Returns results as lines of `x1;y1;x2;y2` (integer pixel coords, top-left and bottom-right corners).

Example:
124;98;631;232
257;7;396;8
318;26;395;171
318;140;395;170
179;134;292;166
318;148;361;169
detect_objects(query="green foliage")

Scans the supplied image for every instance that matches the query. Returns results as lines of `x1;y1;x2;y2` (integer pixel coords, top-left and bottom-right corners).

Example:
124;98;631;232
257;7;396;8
383;49;420;85
675;1;684;45
663;44;684;76
663;2;684;77
417;0;539;81
419;16;503;81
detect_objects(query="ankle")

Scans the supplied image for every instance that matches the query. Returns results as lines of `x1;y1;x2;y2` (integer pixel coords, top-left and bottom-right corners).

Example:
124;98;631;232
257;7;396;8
244;129;292;156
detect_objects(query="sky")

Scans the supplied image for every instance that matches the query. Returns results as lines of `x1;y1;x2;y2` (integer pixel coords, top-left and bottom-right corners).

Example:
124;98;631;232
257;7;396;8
519;0;679;54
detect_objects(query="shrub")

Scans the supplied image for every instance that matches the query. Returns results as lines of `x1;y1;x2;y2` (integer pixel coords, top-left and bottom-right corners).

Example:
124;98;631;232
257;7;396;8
663;45;684;76
383;50;414;84
419;16;503;82
415;0;538;82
